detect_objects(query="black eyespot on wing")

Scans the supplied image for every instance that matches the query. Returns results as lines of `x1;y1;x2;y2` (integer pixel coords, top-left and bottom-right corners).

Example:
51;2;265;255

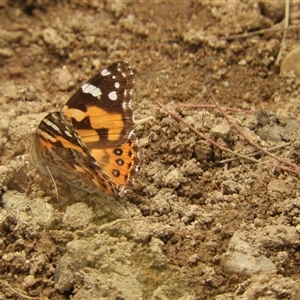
114;149;123;156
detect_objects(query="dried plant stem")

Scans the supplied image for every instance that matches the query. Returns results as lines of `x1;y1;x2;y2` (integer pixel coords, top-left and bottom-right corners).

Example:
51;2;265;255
225;24;298;41
219;143;291;164
211;94;299;173
180;104;252;115
157;101;299;175
275;0;290;65
0;279;47;300
157;102;235;152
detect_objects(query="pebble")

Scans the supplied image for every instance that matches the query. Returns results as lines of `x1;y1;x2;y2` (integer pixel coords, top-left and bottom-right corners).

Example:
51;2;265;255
23;275;36;287
281;46;300;75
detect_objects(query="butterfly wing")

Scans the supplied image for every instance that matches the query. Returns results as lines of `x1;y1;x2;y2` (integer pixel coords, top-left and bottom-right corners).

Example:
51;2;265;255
62;60;135;147
61;61;139;195
33;61;139;197
89;133;139;193
33;112;118;196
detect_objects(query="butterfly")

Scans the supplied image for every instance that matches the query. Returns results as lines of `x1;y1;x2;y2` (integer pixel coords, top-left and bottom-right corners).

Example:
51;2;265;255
31;61;139;198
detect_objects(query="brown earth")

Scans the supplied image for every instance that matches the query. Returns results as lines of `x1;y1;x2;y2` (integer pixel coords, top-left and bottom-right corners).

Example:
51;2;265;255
1;1;300;300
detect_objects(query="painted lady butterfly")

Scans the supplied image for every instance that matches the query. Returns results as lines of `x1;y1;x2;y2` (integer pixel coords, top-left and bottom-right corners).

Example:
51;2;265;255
31;61;139;198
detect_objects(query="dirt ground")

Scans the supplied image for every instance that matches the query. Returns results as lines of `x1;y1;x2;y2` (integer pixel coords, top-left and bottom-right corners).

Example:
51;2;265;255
1;1;300;299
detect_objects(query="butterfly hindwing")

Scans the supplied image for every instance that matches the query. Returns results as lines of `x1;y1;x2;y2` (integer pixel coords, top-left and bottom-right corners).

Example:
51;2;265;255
90;133;139;190
33;112;118;196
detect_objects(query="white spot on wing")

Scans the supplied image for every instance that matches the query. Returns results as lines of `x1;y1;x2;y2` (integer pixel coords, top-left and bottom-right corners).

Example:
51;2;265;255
64;130;72;138
108;91;117;101
44;119;62;134
81;83;101;98
101;69;111;76
115;82;120;89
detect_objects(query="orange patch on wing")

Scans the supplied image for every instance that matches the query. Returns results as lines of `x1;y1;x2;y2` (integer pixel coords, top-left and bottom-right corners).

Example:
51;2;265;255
87;106;124;129
39;138;54;149
63;106;125;142
62;106;86;121
77;128;123;143
77;129;100;143
91;141;138;187
55;135;86;154
90;148;110;167
63;106;124;128
92;148;127;186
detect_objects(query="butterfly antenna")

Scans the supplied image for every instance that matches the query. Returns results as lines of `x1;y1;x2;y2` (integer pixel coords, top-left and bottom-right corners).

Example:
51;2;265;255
46;166;59;200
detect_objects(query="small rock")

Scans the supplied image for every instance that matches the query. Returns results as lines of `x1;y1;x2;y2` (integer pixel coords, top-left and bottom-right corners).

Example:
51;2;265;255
0;48;14;57
43;28;69;52
281;46;300;75
222;231;276;276
267;179;292;199
23;275;36;287
55;240;94;292
188;253;199;264
164;168;185;188
52;66;74;91
62;202;94;229
223;252;276;276
258;2;285;23
30;197;54;228
211;121;231;140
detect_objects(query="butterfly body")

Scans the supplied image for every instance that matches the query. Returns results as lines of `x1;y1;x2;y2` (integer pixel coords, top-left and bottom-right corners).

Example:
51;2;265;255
32;61;139;197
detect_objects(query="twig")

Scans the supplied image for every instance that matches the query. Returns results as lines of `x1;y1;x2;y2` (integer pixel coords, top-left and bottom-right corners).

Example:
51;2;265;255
219;142;291;163
225;24;298;41
180;104;252;115
275;0;290;65
211;94;299;173
0;279;48;300
157;101;299;174
157;102;236;152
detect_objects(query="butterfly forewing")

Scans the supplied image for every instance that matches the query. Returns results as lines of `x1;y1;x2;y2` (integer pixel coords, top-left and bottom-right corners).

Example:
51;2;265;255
61;61;135;148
